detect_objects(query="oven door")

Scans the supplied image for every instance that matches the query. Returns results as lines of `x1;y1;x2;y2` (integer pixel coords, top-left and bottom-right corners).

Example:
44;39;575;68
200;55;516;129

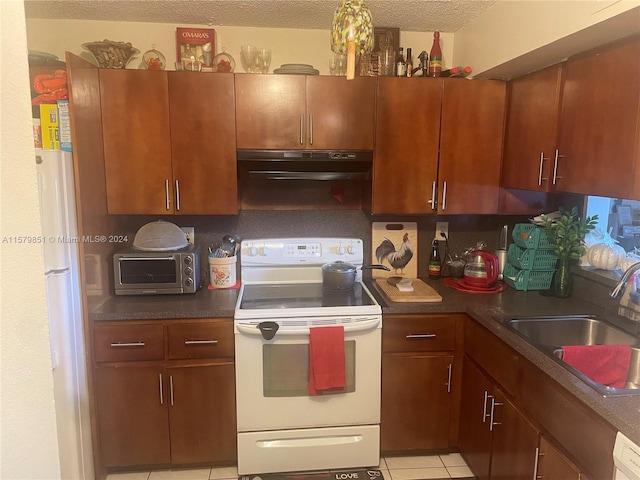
234;317;381;432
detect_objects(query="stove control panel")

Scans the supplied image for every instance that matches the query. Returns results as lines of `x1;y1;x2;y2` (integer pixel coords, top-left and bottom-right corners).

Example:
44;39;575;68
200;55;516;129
240;238;364;267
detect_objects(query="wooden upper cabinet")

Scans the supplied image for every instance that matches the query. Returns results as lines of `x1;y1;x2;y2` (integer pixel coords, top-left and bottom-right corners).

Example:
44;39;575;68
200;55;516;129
168;72;237;215
556;36;640;199
502;64;563;191
438;79;506;214
305;76;375;150
372;78;441;214
101;70;238;215
235;74;375;150
100;70;172;214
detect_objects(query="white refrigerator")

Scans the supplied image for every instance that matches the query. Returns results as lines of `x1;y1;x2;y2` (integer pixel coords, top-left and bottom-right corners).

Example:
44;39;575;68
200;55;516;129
36;148;94;479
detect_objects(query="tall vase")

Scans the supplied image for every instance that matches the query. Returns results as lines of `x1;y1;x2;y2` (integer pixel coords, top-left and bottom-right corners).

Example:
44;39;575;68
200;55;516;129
554;258;573;298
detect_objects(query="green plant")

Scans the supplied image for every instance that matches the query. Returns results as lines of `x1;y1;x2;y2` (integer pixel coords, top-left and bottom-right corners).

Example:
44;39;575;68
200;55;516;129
541;206;598;261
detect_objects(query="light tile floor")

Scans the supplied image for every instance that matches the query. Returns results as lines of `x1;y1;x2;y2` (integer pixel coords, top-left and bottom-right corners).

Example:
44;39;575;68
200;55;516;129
105;453;475;480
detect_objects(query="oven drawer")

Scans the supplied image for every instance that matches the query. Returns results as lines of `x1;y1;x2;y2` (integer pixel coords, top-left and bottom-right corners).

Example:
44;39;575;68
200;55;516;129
383;314;456;352
168;321;234;360
94;324;165;363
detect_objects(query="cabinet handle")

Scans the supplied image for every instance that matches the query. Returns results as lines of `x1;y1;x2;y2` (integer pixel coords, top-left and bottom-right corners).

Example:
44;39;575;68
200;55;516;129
446;363;452;393
532;446;542;480
552;149;565;185
405;333;436;339
483;391;491;423
300;114;304;145
184;339;218;345
110;341;145;348
165;179;170;210
428;181;437;211
441;181;447;211
169;375;174;406
175;180;181;211
538;152;549;185
489;397;503;431
159;373;164;405
309;114;313;145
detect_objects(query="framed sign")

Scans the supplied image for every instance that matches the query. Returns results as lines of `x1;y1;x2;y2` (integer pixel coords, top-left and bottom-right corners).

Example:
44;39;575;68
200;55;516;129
176;27;216;68
373;27;399;53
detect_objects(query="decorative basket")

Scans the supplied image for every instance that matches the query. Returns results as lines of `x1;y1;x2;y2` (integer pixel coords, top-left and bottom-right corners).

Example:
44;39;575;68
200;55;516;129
82;40;139;69
503;263;554;291
512;223;552;249
507;244;558;271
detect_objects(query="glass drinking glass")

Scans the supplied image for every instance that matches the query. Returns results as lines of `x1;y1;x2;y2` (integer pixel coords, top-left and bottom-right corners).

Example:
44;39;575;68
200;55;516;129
240;45;257;73
257;48;272;74
329;57;337;75
335;55;347;76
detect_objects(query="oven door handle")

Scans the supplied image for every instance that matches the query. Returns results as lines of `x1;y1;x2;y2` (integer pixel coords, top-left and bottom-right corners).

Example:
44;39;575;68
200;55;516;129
235;317;381;336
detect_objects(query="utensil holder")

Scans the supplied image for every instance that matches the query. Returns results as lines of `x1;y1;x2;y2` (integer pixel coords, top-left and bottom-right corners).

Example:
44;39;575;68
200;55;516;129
209;255;237;288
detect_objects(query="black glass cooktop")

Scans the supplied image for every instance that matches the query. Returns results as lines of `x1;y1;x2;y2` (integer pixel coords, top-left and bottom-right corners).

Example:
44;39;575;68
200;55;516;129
239;282;375;310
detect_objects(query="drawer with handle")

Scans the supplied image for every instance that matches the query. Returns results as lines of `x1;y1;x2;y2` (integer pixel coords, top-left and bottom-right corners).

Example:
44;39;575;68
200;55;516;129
383;314;457;353
94;324;165;363
168;321;234;360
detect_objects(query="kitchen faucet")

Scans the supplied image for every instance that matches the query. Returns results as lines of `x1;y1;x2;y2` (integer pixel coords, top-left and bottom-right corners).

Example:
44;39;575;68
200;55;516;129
610;261;640;298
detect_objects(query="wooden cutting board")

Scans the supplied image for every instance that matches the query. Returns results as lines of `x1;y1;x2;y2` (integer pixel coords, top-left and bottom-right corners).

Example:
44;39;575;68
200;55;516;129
375;278;442;303
371;222;418;279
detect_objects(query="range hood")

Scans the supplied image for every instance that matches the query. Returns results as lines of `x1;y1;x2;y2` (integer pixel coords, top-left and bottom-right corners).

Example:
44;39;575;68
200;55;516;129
237;150;373;181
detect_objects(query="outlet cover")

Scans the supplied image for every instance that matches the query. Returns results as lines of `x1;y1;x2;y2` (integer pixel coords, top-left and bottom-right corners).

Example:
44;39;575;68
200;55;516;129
435;222;449;241
181;227;195;245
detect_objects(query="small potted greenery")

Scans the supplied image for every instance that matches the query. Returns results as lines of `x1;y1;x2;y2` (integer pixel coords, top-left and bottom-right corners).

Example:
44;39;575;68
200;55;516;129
541;206;598;297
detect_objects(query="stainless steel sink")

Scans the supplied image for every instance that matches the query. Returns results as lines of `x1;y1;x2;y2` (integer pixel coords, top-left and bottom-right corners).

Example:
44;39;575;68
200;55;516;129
503;315;640;396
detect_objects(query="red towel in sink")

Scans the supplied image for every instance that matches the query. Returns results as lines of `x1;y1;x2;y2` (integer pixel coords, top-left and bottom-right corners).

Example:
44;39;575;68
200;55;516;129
309;326;346;396
562;345;632;389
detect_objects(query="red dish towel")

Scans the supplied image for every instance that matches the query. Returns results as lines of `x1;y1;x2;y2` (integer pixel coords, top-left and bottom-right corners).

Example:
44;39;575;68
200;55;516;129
562;344;632;389
309;326;346;396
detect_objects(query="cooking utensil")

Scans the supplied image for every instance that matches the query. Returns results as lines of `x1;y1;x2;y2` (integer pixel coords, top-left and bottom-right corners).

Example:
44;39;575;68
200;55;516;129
132;220;189;251
463;250;499;289
221;234;239;257
322;260;389;290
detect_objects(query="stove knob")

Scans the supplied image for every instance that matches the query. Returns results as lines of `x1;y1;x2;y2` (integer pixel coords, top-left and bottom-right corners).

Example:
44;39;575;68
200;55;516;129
347;245;357;255
249;245;257;256
261;246;270;256
338;245;346;255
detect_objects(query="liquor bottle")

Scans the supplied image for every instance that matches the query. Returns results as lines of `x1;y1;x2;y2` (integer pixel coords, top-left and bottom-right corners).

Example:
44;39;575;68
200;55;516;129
440;66;472;77
429;31;443;77
428;239;442;279
406;48;413;77
396;47;406;77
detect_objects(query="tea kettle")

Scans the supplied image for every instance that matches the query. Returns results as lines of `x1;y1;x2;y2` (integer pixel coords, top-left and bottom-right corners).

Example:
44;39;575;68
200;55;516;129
464;250;499;288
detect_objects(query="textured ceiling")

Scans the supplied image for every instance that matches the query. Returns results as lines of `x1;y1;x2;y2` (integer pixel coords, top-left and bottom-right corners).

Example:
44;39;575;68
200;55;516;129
24;0;497;32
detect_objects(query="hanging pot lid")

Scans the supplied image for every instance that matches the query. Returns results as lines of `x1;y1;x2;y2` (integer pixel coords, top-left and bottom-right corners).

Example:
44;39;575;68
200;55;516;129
132;220;189;251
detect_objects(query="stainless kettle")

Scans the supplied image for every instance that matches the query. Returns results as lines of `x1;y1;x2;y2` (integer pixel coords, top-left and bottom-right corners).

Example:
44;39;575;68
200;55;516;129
464;250;499;288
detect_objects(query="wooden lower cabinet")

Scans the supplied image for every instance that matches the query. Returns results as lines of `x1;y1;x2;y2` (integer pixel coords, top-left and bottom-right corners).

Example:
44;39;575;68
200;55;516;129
168;363;236;464
92;319;236;474
460;319;614;480
94;365;171;467
381;314;462;453
381;353;453;451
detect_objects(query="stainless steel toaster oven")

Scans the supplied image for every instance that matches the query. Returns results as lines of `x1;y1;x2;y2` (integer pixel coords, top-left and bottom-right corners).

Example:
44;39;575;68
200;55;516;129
113;244;201;295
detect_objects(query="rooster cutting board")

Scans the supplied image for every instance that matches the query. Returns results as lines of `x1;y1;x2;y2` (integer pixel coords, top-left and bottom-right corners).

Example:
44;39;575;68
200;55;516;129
371;222;418;279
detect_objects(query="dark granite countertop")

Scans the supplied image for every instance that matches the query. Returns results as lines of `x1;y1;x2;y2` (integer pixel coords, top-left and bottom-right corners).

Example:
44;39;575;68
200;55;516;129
89;278;640;445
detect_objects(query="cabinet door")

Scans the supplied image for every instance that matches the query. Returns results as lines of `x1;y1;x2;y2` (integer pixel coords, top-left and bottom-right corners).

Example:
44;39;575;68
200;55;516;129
439;79;506;214
381;354;452;452
235;75;306;149
458;356;493;480
557;36;640;198
489;389;539;480
94;366;170;467
372;78;441;214
100;70;173;214
168;363;237;464
305;76;375;150
502;65;563;191
168;73;237;214
537;436;581;480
